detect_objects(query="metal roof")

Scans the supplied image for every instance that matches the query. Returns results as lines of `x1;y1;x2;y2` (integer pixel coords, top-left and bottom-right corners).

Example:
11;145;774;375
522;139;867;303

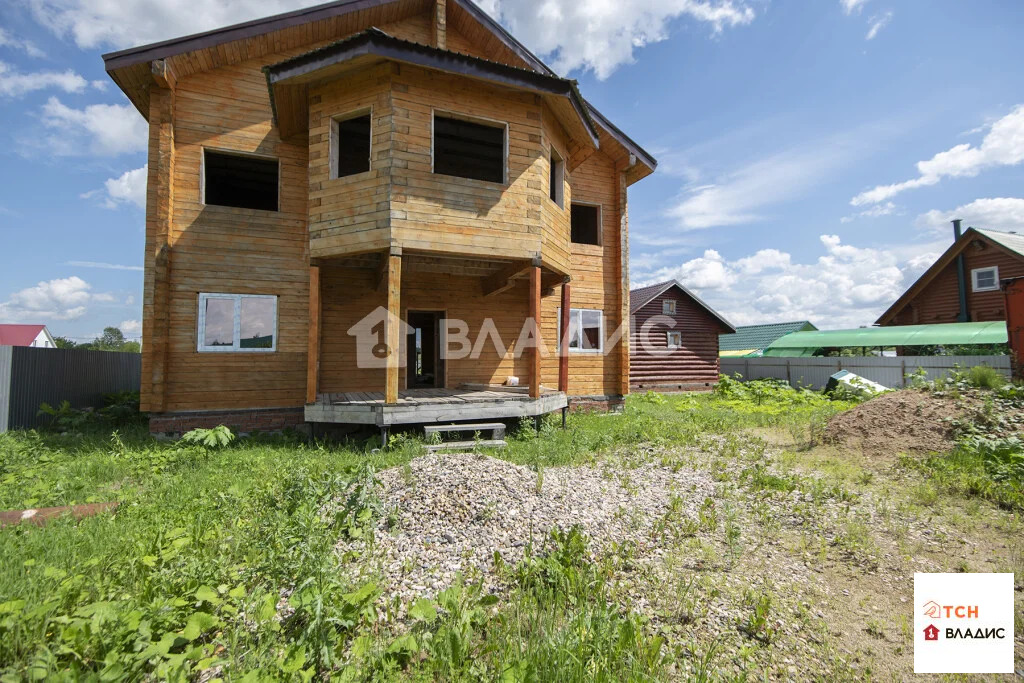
719;321;817;352
975;228;1024;258
629;280;735;332
0;324;48;346
761;321;1008;357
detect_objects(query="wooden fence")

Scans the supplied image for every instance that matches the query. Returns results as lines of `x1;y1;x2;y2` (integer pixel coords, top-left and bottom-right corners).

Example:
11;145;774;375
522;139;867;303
0;346;141;432
719;355;1011;390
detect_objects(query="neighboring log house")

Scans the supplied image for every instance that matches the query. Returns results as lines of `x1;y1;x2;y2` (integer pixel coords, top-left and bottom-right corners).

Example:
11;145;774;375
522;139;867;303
629;280;735;391
103;0;656;434
877;224;1024;326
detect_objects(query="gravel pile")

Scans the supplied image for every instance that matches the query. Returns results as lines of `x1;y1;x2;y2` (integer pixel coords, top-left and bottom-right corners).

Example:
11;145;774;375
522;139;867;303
339;452;714;604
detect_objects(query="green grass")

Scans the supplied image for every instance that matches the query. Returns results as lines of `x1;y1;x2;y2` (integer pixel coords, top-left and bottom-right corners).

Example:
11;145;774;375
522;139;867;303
0;381;874;680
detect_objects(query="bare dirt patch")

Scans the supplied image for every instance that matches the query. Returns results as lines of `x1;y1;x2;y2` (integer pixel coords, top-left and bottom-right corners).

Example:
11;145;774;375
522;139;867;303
823;389;967;456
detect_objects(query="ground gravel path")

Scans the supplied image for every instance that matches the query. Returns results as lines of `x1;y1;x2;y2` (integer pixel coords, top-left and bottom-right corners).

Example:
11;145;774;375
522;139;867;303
339;452;714;605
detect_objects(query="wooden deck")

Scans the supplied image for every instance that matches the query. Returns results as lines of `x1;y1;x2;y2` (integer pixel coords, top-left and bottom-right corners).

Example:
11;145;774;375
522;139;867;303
305;386;568;426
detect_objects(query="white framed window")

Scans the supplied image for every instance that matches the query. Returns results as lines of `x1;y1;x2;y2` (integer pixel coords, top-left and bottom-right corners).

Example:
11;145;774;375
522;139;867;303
197;293;278;352
331;108;372;179
666;331;682;348
557;308;603;353
662;299;677;315
971;266;999;292
549;146;564;208
432;111;508;184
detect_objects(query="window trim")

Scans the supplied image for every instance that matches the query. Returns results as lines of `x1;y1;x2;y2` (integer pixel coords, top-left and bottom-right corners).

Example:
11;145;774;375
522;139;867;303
666;331;682;348
330;106;373;180
549;145;564;208
556;307;604;354
197;293;278;353
662;299;677;315
201;147;281;212
430;109;509;186
971;266;1000;292
570;201;603;247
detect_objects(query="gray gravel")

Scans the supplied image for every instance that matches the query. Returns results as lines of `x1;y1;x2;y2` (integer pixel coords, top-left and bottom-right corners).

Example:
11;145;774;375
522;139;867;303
338;452;715;605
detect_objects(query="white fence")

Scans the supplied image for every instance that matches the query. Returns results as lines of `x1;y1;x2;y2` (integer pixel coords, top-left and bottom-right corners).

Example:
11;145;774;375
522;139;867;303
719;355;1011;390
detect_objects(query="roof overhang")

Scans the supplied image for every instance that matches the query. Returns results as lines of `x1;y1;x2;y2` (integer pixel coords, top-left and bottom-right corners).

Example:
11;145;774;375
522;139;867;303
263;28;599;145
630;280;735;332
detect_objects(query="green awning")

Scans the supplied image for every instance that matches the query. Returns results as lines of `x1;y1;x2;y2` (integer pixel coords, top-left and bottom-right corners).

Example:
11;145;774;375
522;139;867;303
762;321;1008;357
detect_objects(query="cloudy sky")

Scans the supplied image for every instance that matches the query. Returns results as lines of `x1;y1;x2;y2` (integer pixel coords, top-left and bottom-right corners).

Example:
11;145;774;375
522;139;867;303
1;0;1023;339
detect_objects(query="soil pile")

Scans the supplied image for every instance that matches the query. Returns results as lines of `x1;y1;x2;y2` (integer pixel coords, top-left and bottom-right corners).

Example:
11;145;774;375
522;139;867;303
823;389;966;455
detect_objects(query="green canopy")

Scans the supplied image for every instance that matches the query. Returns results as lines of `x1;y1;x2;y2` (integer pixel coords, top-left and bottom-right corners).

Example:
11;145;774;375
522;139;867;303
762;321;1008;357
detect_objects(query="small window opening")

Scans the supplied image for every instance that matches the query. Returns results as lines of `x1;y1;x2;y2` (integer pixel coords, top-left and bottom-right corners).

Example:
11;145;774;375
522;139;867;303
667;331;682;348
571;203;600;245
334;113;371;178
204;150;279;211
433;115;505;184
549;147;564;207
971;266;999;292
663;299;677;315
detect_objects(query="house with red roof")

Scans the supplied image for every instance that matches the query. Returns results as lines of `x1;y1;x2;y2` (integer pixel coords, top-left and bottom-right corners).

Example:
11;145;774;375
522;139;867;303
0;325;56;349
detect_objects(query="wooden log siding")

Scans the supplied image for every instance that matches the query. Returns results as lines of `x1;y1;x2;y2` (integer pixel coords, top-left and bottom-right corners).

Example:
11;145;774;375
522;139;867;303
887;239;1024;325
630;288;725;390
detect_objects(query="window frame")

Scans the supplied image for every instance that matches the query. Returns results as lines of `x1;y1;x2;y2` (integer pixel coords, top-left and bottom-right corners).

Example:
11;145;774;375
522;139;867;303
662;299;677;315
971;266;1000;292
556;307;604;354
201;147;281;212
549;145;564;208
197;293;279;353
570;201;603;247
430;109;509;185
330;107;373;180
666;331;682;348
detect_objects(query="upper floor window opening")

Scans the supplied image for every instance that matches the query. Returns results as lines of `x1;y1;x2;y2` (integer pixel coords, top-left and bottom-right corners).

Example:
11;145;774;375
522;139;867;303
203;149;279;212
332;110;372;179
432;113;506;184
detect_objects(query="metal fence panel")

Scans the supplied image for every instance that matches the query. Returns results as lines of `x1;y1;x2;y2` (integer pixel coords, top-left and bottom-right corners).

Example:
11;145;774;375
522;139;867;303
0;346;12;433
720;355;1010;390
4;346;141;431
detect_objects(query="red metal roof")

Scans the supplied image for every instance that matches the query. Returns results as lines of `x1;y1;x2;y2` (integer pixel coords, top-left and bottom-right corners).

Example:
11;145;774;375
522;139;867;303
0;324;47;346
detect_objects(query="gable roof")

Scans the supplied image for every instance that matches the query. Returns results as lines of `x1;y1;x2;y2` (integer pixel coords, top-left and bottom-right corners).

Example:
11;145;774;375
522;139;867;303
101;0;655;180
0;324;49;347
629;280;735;332
263;27;598;146
719;321;817;352
875;227;1024;325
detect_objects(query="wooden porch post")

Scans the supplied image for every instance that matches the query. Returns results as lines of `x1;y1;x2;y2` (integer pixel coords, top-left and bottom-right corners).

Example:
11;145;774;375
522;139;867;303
559;282;570;393
529;266;542;398
385;250;402;404
306;265;321;404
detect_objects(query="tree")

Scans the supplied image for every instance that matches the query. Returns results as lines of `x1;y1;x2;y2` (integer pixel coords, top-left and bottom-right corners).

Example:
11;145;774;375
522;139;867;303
84;327;141;353
53;336;78;349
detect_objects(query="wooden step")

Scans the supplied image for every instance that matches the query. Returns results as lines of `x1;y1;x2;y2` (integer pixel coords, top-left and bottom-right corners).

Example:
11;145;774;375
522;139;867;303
424;422;506;438
425;439;507;452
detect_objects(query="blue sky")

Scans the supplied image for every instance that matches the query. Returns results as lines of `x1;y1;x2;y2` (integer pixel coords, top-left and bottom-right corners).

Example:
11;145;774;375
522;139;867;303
1;0;1023;339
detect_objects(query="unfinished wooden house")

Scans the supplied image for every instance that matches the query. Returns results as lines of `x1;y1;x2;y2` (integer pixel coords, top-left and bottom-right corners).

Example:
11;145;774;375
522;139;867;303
103;0;656;435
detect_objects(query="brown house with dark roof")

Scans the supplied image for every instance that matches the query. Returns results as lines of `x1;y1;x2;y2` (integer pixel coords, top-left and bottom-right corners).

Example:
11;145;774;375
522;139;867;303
877;223;1024;326
629;280;735;391
103;0;657;435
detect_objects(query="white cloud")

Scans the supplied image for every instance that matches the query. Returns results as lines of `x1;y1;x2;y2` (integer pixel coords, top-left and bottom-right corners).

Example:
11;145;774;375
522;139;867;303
915;197;1024;235
0;276;113;322
0;60;88;97
852;104;1024;205
82;165;148;209
37;97;148;156
864;11;892;40
65;261;144;271
840;0;869;15
636;234;912;328
0;28;45;57
119;319;142;335
841;200;897;223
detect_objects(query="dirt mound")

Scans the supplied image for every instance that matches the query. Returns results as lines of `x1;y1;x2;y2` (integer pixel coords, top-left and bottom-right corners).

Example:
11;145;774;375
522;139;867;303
823;389;967;456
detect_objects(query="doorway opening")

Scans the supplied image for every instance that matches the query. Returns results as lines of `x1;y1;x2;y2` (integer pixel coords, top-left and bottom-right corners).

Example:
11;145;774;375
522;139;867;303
406;311;445;388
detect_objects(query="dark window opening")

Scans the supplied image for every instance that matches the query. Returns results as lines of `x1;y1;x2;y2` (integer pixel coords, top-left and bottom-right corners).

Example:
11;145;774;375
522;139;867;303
549;148;564;207
571;203;600;245
433;115;504;183
204;150;279;211
335;114;371;178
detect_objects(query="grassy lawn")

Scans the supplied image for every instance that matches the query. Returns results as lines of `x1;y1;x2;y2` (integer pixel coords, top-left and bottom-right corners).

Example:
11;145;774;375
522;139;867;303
0;380;1021;681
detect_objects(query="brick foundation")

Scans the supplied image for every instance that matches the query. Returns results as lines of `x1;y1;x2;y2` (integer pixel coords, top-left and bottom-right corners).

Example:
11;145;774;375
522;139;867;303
569;395;625;413
149;407;305;436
